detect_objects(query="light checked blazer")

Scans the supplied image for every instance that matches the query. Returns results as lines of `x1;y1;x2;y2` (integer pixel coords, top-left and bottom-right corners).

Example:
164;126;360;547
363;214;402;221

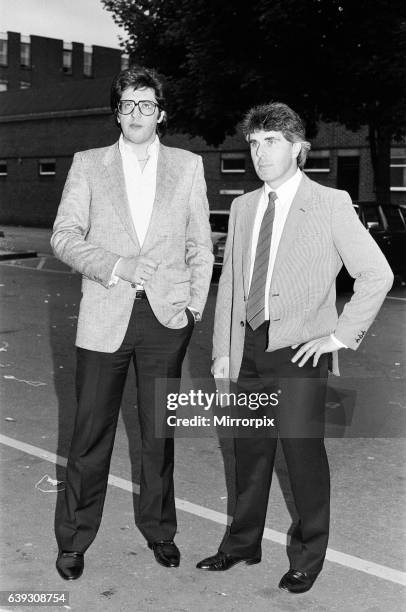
213;173;393;379
51;141;214;352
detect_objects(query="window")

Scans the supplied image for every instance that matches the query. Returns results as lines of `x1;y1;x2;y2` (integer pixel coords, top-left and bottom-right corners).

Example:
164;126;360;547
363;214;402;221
63;42;72;74
304;150;330;173
0;78;7;92
20;81;31;89
390;148;406;191
0;160;7;176
221;152;246;173
39;159;56;176
83;45;92;77
0;32;7;66
121;53;129;70
219;189;244;195
20;35;31;68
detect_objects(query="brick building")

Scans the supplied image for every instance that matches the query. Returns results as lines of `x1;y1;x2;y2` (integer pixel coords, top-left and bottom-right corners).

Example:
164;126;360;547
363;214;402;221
0;31;405;227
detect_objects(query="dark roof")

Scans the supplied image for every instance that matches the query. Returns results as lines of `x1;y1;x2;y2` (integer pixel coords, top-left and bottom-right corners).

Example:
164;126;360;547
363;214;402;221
0;77;112;117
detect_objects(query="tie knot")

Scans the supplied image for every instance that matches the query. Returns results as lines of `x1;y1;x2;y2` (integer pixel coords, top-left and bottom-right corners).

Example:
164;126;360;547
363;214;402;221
268;191;277;205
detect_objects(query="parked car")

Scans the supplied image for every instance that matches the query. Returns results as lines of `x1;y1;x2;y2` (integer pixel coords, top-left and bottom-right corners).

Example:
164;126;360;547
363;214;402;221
209;210;230;244
213;233;227;268
212;202;406;284
342;202;406;284
209;210;230;269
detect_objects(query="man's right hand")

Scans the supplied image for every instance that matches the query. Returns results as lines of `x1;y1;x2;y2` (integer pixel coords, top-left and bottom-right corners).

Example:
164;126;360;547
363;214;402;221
115;256;158;285
211;356;230;378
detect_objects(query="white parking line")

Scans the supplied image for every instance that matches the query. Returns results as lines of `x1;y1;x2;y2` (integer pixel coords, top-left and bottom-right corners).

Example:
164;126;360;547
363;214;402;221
0;433;405;586
0;261;74;274
385;296;406;301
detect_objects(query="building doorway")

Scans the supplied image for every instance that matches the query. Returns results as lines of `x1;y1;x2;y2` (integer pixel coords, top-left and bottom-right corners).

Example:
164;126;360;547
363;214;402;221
337;153;360;200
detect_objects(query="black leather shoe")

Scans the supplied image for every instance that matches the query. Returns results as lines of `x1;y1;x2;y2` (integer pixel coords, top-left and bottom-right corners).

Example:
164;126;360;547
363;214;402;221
148;540;180;568
278;569;319;593
196;551;261;571
56;551;84;580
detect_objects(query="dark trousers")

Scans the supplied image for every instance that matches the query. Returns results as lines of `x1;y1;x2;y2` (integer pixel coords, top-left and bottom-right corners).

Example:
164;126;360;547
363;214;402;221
219;322;330;575
55;299;194;553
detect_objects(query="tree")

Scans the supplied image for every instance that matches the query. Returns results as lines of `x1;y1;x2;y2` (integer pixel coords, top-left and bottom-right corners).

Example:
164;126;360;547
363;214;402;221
102;0;406;202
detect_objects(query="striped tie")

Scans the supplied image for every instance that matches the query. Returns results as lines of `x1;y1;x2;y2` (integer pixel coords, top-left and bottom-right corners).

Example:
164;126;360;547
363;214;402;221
246;191;277;330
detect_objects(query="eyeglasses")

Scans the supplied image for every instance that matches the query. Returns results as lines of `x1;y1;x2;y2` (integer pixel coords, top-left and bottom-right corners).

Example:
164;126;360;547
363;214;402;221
117;99;160;116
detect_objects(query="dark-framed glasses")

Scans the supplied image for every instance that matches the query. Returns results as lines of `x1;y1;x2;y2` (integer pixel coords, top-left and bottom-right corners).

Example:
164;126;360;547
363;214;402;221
117;99;160;116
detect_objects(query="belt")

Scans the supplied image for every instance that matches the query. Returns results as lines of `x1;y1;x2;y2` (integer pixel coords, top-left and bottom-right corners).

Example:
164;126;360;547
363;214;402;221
134;289;147;300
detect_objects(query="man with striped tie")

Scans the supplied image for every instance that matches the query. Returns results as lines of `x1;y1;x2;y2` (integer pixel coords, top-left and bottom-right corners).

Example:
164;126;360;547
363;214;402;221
196;102;393;592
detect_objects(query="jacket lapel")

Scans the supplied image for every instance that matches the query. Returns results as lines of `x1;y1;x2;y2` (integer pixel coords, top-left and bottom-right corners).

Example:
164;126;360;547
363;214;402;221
141;144;177;251
272;173;314;275
102;141;141;251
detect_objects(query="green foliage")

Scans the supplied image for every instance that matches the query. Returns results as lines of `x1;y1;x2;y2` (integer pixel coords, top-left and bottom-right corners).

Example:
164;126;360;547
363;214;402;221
102;1;405;200
103;0;406;148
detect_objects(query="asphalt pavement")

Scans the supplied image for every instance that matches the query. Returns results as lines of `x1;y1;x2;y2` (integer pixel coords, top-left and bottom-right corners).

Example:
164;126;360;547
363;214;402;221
0;226;405;612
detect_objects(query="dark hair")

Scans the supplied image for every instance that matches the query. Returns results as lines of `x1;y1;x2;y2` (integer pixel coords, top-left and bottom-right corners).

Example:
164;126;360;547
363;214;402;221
110;65;167;132
241;102;311;168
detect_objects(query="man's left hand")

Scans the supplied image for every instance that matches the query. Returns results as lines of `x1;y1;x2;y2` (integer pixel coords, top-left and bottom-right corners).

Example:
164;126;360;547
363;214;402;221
291;336;340;367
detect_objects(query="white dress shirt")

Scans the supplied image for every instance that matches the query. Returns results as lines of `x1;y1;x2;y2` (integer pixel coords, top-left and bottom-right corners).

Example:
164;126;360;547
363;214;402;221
249;168;346;349
119;133;159;246
110;135;202;321
110;134;159;286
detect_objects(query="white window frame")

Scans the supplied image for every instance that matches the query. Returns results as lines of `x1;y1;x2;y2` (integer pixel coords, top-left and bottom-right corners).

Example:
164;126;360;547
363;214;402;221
20;34;31;69
84;45;93;77
39;159;56;176
304;150;330;173
390;148;406;192
63;41;73;74
221;152;246;174
219;189;244;195
0;32;8;67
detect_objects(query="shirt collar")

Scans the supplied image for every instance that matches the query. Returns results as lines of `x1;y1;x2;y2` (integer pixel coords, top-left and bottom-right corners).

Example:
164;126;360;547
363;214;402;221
118;133;160;160
264;168;302;202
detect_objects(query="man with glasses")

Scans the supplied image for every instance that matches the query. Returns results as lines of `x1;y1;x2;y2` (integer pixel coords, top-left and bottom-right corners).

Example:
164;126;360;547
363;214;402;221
52;66;213;580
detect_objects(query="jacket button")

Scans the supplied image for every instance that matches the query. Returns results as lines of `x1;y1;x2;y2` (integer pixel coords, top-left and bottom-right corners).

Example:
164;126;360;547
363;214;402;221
240;321;245;327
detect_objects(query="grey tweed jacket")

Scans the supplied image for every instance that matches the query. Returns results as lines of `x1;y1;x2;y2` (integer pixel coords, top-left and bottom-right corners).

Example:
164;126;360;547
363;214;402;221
51;141;214;352
213;173;393;379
